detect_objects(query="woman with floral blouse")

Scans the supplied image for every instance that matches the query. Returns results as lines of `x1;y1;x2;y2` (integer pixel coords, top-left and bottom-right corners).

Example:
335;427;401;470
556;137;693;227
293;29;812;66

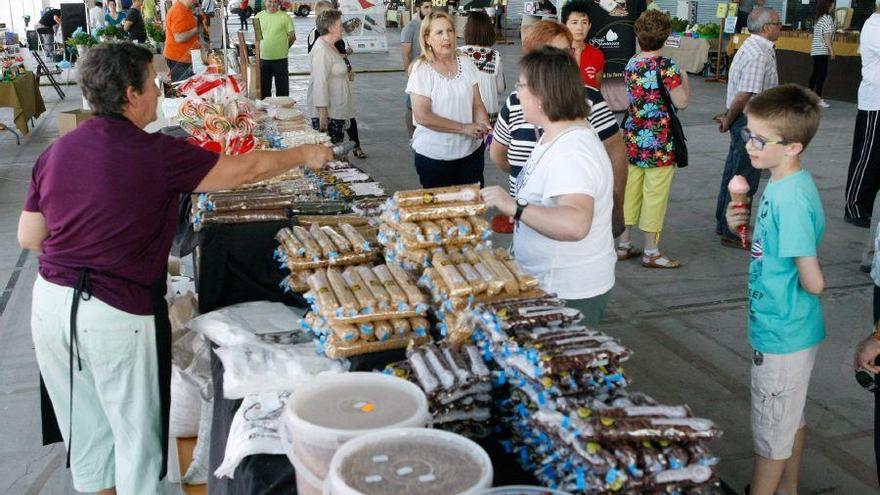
617;10;690;269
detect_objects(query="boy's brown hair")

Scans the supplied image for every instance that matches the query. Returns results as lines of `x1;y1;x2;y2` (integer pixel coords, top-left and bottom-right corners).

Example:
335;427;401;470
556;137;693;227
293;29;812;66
745;84;822;150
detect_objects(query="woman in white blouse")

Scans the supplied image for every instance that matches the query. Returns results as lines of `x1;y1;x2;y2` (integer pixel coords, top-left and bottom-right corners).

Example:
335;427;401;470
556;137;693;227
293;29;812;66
482;47;617;325
307;9;354;145
406;11;491;188
459;11;505;122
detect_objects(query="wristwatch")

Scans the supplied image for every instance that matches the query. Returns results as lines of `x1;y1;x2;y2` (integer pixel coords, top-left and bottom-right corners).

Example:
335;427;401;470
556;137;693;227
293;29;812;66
514;198;528;221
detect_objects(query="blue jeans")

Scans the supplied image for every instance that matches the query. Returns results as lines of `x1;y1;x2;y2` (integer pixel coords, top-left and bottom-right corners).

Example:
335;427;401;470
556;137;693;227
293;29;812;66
715;114;761;239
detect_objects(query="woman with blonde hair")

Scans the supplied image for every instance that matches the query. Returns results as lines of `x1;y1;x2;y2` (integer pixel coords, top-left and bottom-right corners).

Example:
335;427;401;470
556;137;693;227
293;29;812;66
405;11;491;187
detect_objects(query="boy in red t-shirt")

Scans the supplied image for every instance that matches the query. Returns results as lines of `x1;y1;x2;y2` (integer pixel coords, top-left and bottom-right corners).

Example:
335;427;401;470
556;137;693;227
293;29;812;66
563;0;605;89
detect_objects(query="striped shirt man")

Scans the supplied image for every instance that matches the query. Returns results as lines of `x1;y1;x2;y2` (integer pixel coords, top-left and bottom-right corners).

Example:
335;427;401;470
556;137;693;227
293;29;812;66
494;86;619;193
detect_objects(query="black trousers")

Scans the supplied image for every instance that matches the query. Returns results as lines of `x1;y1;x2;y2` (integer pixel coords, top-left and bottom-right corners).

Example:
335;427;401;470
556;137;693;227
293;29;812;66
414;143;485;188
260;58;289;99
846;110;880;224
809;55;830;97
735;10;749;34
311;117;346;144
347;118;360;147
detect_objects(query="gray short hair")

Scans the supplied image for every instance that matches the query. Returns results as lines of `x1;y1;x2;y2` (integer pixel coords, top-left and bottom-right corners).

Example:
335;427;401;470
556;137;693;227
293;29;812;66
747;7;776;34
315;9;342;35
78;42;153;115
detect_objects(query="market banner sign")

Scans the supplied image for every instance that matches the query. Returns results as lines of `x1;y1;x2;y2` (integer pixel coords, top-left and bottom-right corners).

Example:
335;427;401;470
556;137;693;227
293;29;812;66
586;0;639;78
338;0;389;52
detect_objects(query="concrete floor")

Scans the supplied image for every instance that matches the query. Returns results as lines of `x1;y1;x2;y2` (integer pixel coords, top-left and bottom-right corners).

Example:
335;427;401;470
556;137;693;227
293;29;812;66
1;16;878;494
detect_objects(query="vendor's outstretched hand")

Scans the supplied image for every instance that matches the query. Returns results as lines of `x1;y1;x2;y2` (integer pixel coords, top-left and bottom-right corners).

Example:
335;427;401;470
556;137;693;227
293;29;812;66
301;144;333;170
481;186;516;217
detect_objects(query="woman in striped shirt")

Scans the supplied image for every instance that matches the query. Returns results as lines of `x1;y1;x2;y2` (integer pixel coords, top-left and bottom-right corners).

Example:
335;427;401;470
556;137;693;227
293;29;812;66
809;0;835;108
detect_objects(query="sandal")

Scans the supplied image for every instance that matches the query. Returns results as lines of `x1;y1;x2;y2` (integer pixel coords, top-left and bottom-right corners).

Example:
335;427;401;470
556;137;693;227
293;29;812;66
616;244;643;261
641;253;681;269
353;147;367;159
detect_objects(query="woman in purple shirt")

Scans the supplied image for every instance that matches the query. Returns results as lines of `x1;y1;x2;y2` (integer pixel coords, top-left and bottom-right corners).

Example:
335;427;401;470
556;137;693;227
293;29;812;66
17;43;330;494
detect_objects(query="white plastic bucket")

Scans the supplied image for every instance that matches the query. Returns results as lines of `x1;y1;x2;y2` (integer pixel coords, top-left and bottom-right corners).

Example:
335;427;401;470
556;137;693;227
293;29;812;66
326;427;493;495
282;373;430;480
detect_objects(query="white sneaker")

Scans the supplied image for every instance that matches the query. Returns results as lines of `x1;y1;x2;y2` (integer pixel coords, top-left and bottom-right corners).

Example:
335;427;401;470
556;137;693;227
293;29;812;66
819;99;831;108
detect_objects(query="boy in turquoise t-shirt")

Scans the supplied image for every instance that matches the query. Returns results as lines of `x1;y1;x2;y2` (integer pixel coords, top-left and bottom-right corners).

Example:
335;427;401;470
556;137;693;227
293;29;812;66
726;84;826;495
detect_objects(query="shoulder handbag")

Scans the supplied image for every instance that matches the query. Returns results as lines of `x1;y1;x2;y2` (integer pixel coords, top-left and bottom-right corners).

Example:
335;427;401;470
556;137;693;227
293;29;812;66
656;70;688;168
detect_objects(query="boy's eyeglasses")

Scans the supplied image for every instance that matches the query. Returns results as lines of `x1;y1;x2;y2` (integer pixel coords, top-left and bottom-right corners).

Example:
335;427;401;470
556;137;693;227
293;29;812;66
740;128;790;151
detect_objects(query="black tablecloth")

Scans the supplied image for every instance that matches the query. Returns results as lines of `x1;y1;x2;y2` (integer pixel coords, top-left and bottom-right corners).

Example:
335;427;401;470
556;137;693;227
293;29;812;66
198;221;537;494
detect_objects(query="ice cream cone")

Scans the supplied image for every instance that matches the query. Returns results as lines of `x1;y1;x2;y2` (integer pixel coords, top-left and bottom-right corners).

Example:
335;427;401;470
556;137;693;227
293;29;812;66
730;192;749;205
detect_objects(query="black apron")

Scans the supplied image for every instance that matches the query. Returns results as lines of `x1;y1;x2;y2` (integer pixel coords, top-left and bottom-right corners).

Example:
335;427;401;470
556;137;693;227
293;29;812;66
39;271;172;480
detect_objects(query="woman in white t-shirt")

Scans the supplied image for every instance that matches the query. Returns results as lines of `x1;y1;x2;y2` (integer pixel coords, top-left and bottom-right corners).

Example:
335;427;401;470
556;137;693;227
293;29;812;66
459;11;505;121
482;47;616;325
406;11;491;188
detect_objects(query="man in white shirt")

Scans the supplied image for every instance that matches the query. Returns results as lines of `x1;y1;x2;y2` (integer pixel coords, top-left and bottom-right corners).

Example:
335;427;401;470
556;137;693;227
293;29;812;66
89;2;106;31
844;2;880;230
401;0;434;138
714;7;780;248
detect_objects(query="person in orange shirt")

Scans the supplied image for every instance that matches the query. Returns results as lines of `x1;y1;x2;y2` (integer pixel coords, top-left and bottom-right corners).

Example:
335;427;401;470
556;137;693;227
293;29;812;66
164;0;200;81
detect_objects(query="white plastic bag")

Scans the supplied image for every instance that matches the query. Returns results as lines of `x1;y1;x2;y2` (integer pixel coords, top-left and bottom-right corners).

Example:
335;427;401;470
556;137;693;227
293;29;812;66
215;341;346;399
182;396;214;484
214;392;291;479
188;301;306;347
170;367;202;438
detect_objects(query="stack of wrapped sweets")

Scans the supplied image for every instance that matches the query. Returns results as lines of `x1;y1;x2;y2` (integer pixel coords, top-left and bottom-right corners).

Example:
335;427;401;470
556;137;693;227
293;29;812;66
191;181;350;229
378;184;492;271
306;161;386;201
262;96;313;134
470;296;724;494
300;264;433;358
383;342;493;439
417;248;544;345
275;223;381;293
378;184;546;344
191;161;385;230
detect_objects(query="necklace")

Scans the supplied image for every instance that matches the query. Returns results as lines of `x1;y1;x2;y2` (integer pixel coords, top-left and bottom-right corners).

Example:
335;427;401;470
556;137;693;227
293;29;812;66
432;57;459;79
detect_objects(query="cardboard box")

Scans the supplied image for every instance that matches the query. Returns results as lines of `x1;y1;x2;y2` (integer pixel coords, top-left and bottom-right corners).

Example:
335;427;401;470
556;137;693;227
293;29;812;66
57;109;93;136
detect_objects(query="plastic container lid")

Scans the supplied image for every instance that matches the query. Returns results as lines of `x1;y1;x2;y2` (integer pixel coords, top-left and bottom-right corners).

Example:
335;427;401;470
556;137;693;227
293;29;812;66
326;427;493;495
478;486;572;495
284;372;430;449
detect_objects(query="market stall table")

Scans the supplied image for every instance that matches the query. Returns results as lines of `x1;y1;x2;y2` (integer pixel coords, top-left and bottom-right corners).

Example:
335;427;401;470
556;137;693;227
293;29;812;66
661;34;711;74
196;223;539;493
0;71;46;136
726;31;861;103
